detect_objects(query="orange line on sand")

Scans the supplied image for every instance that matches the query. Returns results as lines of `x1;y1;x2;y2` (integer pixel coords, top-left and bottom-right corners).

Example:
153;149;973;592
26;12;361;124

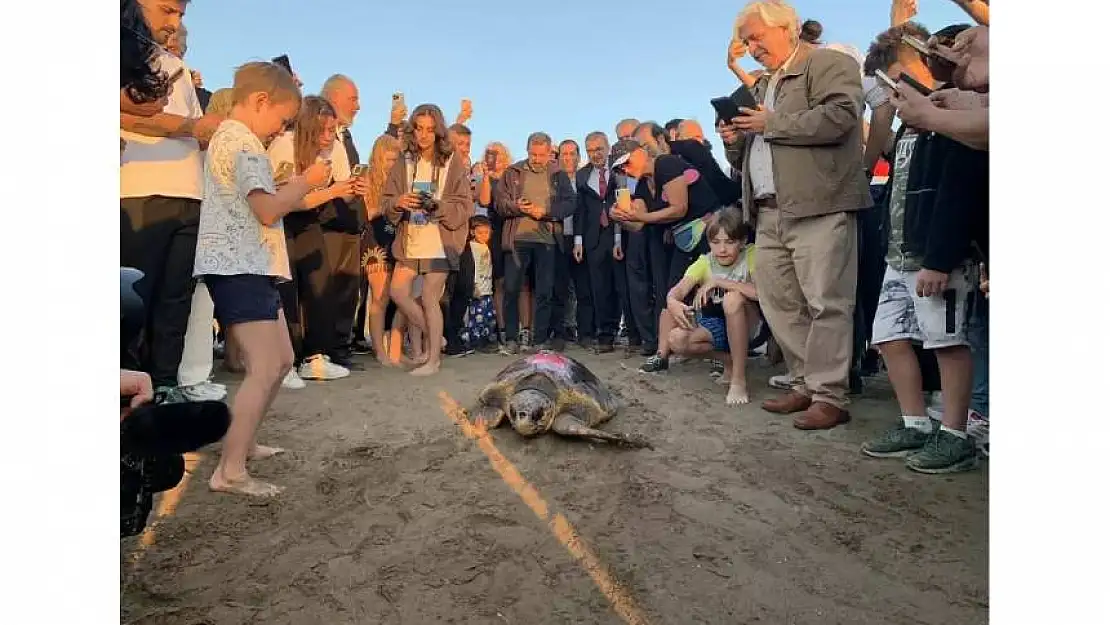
128;452;202;567
438;392;651;625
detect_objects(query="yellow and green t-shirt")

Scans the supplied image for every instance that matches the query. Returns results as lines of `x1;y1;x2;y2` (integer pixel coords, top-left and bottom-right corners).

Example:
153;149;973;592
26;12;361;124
683;246;756;286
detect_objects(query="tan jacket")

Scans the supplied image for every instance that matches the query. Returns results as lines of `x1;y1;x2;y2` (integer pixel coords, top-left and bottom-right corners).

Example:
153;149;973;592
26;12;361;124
724;44;872;221
382;151;474;265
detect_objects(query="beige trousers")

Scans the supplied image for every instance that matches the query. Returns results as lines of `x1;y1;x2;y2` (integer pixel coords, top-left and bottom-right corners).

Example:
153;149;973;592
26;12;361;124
754;208;858;409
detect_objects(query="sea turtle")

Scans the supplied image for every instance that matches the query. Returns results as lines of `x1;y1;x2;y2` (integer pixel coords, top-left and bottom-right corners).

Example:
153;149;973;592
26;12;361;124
468;351;652;449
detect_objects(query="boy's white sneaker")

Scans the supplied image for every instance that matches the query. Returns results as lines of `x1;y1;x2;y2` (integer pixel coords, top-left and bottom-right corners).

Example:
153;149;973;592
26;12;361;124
282;369;306;390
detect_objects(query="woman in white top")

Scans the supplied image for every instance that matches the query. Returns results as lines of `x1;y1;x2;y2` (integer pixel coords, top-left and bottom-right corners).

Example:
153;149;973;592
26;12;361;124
382;103;473;376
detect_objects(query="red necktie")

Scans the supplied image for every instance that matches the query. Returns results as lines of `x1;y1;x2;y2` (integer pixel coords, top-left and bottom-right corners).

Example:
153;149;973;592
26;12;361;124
599;168;609;227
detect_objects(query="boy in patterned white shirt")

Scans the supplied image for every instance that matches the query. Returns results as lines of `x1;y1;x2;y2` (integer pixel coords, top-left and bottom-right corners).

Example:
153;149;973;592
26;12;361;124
194;62;330;498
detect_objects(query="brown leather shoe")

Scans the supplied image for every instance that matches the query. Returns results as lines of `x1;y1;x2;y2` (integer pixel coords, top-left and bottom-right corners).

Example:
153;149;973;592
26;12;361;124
793;402;851;430
761;391;812;414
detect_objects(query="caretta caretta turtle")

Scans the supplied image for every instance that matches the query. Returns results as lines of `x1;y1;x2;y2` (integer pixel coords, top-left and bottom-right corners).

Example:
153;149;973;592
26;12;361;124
468;351;652;449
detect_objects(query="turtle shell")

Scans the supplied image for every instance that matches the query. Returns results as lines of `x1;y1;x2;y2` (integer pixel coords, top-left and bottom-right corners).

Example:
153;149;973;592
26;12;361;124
484;352;621;425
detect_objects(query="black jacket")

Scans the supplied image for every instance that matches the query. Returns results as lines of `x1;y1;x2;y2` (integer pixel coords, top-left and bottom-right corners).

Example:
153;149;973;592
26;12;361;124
573;164;617;253
669;139;739;207
882;125;989;273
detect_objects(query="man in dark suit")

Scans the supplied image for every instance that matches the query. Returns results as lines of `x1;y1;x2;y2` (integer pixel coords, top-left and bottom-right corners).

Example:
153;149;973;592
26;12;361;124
572;131;621;353
321;74;367;370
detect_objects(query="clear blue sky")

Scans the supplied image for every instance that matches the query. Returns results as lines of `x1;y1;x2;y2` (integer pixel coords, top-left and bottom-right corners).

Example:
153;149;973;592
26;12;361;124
183;0;971;165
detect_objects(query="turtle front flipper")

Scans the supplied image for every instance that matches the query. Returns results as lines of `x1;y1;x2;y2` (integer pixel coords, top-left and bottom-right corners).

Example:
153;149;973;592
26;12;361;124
469;405;507;430
551;414;653;450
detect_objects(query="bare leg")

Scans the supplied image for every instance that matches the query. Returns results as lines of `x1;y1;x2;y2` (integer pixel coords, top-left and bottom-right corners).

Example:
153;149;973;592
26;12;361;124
722;292;752;405
877;339;927;416
411;272;447;376
223;332;244;373
657;309;678;359
210;312;293;497
935;345;972;431
389;264;428;333
368;265;392;365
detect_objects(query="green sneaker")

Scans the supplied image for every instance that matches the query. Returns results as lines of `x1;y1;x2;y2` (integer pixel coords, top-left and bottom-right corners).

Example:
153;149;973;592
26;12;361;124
861;423;933;458
154;385;189;405
905;429;979;474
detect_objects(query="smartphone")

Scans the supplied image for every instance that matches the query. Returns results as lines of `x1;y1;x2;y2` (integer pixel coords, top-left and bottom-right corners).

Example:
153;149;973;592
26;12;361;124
901;34;959;67
273;161;294;183
897;73;933;96
350;164;369;177
729;84;759;110
874;69;899;91
392;92;404;106
711;97;743;124
484;150;497;170
901;34;933;57
272;54;293;74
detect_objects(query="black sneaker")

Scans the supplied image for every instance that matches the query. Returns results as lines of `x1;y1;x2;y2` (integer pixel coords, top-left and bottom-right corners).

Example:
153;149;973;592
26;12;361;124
499;341;520;356
641;342;657;357
639;354;669;373
478;340;500;355
351;339;373;355
444;343;473;358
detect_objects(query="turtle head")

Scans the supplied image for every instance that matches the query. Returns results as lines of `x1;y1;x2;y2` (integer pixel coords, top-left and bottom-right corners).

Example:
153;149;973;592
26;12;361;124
508;389;554;436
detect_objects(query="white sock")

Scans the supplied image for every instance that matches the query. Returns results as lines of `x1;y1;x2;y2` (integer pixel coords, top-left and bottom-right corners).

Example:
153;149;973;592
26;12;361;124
902;416;932;432
940;425;968;439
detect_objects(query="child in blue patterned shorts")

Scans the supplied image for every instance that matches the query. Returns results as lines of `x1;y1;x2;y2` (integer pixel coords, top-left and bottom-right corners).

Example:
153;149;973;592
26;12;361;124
459;216;497;353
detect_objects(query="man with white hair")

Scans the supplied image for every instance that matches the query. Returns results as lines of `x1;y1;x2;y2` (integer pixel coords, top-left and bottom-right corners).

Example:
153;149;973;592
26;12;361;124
320;74;368;370
717;0;871;430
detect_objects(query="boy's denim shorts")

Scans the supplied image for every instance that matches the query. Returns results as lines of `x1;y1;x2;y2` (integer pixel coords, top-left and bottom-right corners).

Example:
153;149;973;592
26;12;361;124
203;274;281;327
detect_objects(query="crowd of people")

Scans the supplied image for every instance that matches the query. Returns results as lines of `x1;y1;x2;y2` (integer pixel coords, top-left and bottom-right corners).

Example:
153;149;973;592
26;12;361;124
120;0;990;499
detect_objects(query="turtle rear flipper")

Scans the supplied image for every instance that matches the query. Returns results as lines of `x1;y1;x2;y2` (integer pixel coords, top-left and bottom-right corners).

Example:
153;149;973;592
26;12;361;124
551;414;653;450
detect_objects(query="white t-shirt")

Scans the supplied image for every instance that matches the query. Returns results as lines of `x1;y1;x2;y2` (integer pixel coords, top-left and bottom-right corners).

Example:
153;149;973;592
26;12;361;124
120;51;205;200
404;158;446;259
194;120;291;280
471;241;493;297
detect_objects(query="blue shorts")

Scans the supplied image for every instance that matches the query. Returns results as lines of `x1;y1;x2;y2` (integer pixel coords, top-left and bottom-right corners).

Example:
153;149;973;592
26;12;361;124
696;312;730;352
203;274;281;327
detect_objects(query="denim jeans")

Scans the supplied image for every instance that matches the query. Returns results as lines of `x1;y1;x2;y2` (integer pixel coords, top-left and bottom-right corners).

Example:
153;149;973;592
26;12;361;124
968;292;989;417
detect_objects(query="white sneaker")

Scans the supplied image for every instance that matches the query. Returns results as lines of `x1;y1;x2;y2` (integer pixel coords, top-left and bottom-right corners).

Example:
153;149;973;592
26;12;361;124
282;369;306;390
769;374;794;390
179;380;227;402
298;355;350;381
966;410;989;457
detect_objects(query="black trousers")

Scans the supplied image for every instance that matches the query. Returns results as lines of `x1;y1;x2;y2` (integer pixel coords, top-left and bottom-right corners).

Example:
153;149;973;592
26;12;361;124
620;229;654;345
321;230;361;358
444;257;473;349
120;196;200;388
551;236;590;339
567;237;594;339
504;242;557;343
585;244;619;345
646;227;672;341
285;221;333;362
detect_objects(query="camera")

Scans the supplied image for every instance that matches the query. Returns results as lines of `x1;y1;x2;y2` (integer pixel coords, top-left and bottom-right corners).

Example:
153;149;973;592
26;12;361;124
417;190;438;212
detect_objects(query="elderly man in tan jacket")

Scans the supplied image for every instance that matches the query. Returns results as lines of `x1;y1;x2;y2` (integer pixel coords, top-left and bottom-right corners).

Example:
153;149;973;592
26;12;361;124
718;0;871;430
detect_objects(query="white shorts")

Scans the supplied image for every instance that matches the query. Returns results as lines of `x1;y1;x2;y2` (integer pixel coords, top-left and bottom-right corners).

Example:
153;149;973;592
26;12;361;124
871;263;974;350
